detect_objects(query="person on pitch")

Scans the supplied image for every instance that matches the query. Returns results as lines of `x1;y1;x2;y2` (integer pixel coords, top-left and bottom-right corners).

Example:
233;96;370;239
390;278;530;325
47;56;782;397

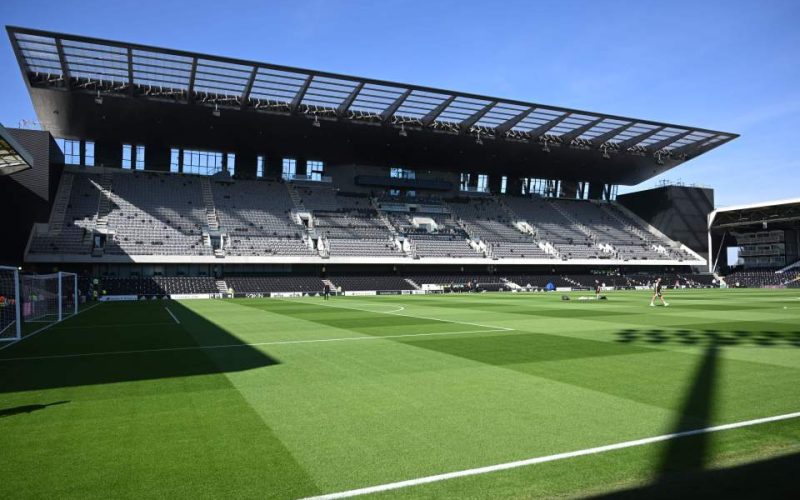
650;278;669;307
323;283;330;301
595;280;601;299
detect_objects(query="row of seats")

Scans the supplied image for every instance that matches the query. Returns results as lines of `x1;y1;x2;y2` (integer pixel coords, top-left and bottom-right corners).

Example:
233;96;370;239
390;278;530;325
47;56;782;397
30;170;695;263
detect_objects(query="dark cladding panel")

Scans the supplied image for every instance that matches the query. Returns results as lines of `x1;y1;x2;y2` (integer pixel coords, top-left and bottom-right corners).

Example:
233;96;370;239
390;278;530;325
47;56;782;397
0;128;59;264
618;185;714;258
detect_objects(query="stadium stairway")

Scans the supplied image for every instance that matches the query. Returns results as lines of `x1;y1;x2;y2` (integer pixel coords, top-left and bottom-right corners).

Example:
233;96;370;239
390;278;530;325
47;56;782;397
404;278;420;290
548;199;597;242
286;183;306;211
47;173;73;235
95;172;113;230
200;178;220;230
215;279;228;294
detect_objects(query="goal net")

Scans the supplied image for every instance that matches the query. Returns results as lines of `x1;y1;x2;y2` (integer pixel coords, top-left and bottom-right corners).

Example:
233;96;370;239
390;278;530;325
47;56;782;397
22;272;78;324
0;266;21;341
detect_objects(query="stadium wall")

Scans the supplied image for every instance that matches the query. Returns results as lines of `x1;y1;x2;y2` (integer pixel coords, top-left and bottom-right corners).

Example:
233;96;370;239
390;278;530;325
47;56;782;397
0;128;63;265
617;185;714;259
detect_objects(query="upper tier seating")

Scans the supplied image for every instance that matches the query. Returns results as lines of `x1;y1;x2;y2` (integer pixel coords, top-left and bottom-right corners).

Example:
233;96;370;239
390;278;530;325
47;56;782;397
448;198;551;259
105;173;211;256
29;173;100;255
29;171;694;263
213;180;315;257
388;211;479;258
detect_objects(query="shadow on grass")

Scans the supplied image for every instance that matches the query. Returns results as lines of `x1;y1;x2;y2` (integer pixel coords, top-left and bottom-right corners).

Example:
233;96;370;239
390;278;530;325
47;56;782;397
0;300;277;394
595;451;800;499
0;400;69;418
615;328;800;348
599;333;796;497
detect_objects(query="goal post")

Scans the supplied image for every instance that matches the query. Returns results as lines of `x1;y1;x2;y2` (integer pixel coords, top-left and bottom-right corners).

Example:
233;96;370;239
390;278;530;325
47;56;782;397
22;271;78;324
0;266;22;342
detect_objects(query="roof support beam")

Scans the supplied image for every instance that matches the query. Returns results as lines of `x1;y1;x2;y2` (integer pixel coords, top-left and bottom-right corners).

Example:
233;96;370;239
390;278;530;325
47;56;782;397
670;135;720;156
240;67;258;109
291;75;313;113
618;126;665;149
591;122;634;145
494;108;533;135
187;57;198;104
54;38;71;90
126;47;134;96
380;89;411;123
561;116;604;142
460;101;497;132
528;113;570;138
337;82;365;117
421;95;455;126
647;129;694;152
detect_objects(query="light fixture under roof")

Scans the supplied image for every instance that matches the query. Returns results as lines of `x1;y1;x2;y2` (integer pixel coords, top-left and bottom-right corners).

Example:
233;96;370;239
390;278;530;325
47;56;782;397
212;104;220;117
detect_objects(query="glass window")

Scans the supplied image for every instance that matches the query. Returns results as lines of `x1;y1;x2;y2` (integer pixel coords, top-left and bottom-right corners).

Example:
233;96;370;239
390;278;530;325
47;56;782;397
182;149;223;175
170;148;180;173
56;138;81;165
122;144;132;169
390;167;415;179
84;141;95;166
308;160;323;181
256;155;264;178
135;145;145;170
460;172;471;191
227;153;236;176
282;158;296;180
500;176;507;194
477;174;488;191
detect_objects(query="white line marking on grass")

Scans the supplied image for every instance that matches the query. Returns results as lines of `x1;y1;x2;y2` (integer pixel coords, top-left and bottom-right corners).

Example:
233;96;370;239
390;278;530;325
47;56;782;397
165;307;181;324
0;327;509;362
301;411;800;500
0;302;102;353
279;298;514;332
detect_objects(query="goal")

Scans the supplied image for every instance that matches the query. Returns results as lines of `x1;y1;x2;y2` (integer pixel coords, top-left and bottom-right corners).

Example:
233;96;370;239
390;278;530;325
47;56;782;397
0;266;22;341
22;272;78;324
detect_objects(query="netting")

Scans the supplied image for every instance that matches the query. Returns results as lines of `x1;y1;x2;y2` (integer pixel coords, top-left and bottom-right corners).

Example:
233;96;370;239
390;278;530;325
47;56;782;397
0;266;21;341
22;272;78;323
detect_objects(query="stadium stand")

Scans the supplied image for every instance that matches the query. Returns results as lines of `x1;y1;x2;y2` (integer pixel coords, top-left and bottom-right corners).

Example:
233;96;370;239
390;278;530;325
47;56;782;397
225;276;325;294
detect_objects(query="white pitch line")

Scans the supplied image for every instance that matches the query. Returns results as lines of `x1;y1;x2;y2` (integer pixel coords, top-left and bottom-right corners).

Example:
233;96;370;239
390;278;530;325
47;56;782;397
302;410;800;500
0;327;509;363
0;302;102;353
164;306;181;324
279;298;514;332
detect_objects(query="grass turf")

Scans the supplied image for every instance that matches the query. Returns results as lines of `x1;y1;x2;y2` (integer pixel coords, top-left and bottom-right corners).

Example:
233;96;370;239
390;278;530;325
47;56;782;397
0;288;799;498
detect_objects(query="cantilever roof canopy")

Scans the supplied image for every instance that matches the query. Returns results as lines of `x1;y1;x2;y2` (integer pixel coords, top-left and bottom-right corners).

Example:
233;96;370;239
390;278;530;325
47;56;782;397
0;123;34;176
709;198;800;230
7;25;737;171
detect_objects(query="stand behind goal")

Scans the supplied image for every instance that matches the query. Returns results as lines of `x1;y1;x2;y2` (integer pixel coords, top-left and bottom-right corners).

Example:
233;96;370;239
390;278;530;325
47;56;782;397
21;272;78;324
0;266;22;341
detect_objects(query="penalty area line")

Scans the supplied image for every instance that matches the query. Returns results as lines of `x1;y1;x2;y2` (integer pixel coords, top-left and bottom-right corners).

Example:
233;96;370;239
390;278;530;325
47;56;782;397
301;410;800;500
164;306;181;324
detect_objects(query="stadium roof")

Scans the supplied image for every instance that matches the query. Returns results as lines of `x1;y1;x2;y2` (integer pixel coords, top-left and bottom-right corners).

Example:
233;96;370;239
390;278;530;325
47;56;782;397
0;122;34;175
6;26;739;184
709;198;800;230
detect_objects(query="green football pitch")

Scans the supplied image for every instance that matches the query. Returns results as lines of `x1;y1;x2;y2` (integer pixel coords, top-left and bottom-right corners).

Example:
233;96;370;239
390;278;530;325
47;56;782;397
1;289;799;499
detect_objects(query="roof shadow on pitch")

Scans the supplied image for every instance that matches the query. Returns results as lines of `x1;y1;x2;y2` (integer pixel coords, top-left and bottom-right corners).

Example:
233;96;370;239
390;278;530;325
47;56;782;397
598;331;796;497
0;301;278;395
614;327;800;348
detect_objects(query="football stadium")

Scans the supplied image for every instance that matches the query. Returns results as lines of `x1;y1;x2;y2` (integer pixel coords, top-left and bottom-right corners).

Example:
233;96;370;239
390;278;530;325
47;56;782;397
1;18;799;500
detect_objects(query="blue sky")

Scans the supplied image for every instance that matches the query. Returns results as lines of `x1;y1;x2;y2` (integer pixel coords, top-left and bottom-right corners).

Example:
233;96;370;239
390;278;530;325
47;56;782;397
1;0;798;207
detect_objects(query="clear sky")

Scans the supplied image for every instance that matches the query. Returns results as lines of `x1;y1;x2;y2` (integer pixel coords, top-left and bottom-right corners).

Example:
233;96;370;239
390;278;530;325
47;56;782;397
1;0;798;207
